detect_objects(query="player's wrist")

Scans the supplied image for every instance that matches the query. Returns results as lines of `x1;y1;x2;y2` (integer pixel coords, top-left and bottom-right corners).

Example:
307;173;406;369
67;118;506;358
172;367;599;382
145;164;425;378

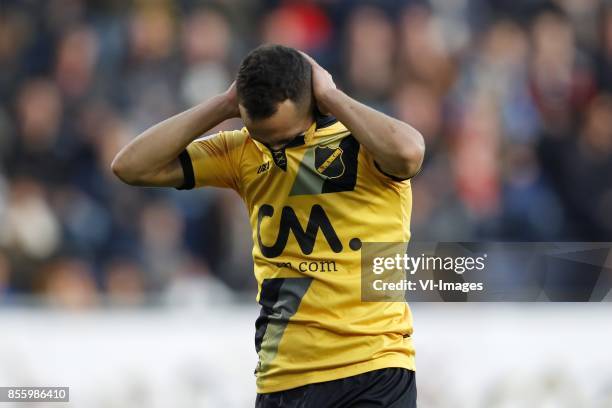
317;88;344;114
217;90;240;120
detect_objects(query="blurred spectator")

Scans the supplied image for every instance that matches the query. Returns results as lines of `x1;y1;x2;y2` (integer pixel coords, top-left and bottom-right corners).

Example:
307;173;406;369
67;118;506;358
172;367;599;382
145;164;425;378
452;92;502;218
397;6;455;95
596;3;612;91
529;8;595;131
10;79;65;184
261;2;332;53
2;178;61;260
163;256;235;307
0;252;10;300
103;258;146;306
392;81;442;150
180;7;233;105
139;199;187;290
40;257;99;309
548;93;612;239
345;5;395;103
54;25;99;100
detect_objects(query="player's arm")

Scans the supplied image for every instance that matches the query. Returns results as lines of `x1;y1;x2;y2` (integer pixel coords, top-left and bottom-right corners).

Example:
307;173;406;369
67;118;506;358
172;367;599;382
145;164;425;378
111;83;239;187
303;54;425;180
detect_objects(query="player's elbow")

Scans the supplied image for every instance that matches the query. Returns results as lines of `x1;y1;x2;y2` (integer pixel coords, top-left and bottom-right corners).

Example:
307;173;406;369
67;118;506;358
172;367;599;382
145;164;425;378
111;153;141;185
395;131;425;179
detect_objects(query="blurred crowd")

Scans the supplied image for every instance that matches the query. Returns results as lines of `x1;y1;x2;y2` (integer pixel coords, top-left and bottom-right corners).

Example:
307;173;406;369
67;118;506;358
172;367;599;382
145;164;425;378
1;0;612;305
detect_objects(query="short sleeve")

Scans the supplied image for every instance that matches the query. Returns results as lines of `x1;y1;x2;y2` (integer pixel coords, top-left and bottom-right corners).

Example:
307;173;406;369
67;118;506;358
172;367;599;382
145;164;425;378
177;130;245;192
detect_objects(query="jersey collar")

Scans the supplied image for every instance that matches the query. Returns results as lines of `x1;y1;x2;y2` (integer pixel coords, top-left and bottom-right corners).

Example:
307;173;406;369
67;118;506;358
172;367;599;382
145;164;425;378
246;113;338;154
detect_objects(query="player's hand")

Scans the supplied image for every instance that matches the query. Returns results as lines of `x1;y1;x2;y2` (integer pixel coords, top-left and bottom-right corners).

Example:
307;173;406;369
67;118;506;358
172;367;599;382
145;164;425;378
221;81;241;119
301;52;337;115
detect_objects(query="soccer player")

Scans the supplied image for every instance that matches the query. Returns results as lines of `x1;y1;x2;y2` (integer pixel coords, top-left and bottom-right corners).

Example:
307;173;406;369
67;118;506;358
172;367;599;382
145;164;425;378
112;45;424;407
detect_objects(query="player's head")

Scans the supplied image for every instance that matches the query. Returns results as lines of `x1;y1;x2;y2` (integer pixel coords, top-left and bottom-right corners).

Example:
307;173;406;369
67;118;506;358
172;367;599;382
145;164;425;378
236;44;313;149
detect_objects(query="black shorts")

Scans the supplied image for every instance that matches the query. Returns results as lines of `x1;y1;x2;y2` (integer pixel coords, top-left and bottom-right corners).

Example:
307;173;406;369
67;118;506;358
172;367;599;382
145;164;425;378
255;368;416;408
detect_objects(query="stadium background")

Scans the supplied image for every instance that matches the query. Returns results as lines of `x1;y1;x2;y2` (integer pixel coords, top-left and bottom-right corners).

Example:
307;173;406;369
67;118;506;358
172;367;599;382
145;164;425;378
0;0;611;406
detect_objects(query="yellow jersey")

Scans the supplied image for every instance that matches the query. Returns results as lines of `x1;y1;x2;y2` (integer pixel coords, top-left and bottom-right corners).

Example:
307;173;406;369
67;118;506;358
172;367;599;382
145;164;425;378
179;115;415;393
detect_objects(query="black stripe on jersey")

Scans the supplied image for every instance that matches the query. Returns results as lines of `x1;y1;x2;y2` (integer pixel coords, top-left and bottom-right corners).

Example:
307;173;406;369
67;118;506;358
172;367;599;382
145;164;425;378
321;135;360;193
265;135;305;171
374;160;412;182
176;149;195;190
254;278;285;353
254;277;313;376
285;135;306;147
269;149;288;171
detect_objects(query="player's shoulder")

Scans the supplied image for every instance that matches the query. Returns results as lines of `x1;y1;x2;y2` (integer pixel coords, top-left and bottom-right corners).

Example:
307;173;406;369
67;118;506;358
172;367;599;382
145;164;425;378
222;128;250;148
193;128;249;149
314;115;350;138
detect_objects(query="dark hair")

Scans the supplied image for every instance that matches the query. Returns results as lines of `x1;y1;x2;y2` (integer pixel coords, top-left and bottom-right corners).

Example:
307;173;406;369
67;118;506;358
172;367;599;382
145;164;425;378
236;44;312;120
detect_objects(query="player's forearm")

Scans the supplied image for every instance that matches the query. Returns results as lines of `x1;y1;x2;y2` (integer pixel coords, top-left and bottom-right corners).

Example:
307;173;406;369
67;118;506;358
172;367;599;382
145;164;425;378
111;94;235;185
320;89;425;179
